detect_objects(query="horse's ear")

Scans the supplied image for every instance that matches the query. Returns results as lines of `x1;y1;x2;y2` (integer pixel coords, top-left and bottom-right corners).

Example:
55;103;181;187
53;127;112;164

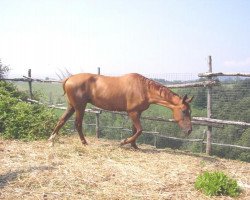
182;95;194;104
182;94;188;104
186;96;194;103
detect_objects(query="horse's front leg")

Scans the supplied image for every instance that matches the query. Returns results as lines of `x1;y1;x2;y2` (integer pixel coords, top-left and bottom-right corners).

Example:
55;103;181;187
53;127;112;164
130;125;139;149
121;111;142;149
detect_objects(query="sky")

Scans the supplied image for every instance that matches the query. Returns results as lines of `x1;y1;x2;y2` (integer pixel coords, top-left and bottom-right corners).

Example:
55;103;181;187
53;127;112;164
0;0;250;79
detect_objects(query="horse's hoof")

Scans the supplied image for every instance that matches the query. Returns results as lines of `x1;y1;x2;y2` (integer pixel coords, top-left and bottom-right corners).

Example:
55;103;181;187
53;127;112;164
120;139;127;146
131;143;139;149
81;141;88;145
48;142;54;147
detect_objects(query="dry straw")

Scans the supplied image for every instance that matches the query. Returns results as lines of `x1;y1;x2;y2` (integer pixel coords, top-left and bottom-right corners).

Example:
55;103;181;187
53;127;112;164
1;135;249;199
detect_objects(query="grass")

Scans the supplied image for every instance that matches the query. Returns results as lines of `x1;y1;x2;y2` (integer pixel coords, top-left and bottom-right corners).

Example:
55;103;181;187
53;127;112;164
195;171;240;197
13;82;65;105
1;135;250;199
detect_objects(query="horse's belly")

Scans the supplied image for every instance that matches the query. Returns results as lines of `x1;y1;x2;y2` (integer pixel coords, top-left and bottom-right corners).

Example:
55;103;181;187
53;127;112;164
89;97;127;111
90;96;148;112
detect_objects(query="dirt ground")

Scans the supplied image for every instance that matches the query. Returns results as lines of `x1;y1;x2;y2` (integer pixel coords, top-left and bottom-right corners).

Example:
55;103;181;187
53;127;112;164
0;135;249;200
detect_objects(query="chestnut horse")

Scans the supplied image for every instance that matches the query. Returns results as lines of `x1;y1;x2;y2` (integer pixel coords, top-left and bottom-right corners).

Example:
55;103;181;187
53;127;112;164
49;73;193;149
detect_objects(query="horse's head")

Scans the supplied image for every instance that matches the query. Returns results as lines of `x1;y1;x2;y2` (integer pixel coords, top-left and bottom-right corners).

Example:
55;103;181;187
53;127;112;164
172;94;194;135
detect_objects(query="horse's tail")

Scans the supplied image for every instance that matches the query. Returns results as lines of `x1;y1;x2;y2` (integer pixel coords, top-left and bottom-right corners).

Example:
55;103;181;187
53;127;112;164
62;77;69;96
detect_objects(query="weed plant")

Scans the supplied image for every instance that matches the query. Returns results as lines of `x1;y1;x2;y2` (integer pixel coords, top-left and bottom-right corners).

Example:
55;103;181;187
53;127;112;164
195;171;240;197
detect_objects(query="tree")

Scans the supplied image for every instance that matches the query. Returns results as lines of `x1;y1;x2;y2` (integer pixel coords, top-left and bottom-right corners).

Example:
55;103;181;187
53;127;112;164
0;59;9;79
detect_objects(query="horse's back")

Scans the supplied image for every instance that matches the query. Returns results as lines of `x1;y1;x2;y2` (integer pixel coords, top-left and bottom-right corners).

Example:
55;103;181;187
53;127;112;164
65;73;142;91
64;73;149;111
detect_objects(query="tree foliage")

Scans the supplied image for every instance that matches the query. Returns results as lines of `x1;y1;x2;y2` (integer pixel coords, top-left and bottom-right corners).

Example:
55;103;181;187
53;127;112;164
0;59;9;79
0;81;58;140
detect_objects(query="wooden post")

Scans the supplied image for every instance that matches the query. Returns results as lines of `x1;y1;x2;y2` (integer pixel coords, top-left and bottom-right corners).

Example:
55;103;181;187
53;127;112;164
28;69;33;99
95;67;101;138
201;129;206;152
154;127;157;147
206;56;212;155
95;113;100;138
154;135;157;147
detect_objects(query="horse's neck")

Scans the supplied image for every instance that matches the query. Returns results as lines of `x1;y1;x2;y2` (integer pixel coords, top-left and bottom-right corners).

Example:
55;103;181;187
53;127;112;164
148;86;180;109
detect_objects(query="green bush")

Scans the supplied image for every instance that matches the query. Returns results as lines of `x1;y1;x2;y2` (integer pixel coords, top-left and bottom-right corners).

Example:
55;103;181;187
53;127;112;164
195;171;240;197
0;81;58;140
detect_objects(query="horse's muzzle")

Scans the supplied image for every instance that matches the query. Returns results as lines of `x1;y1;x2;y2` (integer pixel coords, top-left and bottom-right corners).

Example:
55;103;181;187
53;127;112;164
183;127;192;135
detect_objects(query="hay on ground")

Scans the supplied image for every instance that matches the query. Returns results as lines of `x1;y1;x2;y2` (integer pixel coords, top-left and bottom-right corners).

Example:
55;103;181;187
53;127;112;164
0;135;249;199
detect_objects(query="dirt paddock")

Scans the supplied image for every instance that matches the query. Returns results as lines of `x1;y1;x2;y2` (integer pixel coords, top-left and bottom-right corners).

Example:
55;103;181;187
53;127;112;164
0;135;249;199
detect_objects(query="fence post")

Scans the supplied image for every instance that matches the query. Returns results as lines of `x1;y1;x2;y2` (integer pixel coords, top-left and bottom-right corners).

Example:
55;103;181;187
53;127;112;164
154;135;157;147
95;113;100;138
154;127;157;147
206;56;213;155
201;129;206;152
28;69;33;99
95;67;101;138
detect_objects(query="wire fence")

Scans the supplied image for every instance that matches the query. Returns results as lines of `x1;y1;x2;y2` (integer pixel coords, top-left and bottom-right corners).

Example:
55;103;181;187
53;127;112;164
2;59;250;161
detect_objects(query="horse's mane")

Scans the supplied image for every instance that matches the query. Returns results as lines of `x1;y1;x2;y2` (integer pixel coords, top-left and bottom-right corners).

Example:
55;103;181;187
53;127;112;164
138;74;180;100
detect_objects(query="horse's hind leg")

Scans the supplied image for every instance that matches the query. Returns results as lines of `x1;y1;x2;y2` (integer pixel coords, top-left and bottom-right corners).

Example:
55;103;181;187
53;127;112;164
49;105;75;146
75;104;88;145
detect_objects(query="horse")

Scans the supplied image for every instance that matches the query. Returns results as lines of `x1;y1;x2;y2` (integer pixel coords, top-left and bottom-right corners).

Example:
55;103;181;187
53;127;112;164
49;73;193;149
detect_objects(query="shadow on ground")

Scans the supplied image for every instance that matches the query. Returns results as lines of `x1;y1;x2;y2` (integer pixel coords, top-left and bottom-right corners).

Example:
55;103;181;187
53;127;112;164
0;165;56;189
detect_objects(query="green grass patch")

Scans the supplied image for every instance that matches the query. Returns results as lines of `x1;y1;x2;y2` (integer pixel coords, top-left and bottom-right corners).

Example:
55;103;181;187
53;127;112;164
14;81;65;105
195;171;240;197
